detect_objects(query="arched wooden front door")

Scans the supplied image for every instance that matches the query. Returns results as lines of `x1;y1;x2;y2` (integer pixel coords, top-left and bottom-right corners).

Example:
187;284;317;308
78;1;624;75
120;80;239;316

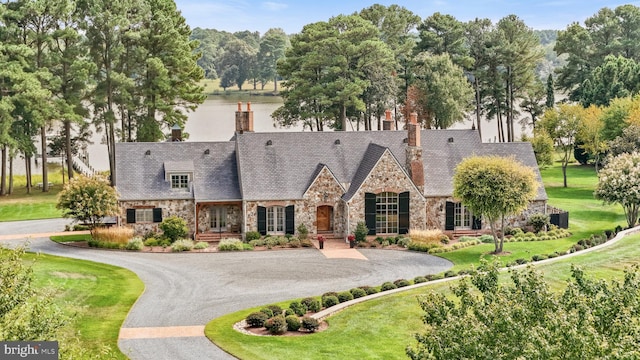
316;205;333;232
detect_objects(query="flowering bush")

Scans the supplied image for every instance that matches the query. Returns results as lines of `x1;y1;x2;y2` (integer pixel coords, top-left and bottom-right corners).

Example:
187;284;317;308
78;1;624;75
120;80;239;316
595;152;640;227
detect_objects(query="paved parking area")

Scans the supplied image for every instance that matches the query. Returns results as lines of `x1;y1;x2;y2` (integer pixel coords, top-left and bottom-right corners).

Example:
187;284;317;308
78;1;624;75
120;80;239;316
1;220;453;360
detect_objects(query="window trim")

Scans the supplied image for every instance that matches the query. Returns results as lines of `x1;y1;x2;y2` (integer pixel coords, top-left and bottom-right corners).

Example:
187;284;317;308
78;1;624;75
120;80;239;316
267;206;285;234
454;203;472;230
170;173;190;190
375;192;399;234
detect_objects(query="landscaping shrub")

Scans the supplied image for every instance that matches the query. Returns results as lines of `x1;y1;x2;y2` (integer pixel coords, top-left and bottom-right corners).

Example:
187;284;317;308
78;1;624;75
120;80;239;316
301;297;321;313
72;224;90;231
528;213;550;233
321;292;338;300
359;286;379;295
267;305;283;317
248;239;265;247
479;234;495;243
171;239;194;252
337;291;354;303
350;288;367;299
275;236;288;246
408;242;441;252
440;235;450;244
242;243;253;250
284;308;294;316
515;258;528;265
87;239;121;249
300;239;313;247
143;238;159;247
285;315;301;331
301;316;320;332
531;254;548;261
289;239;301;248
605;229;614;239
322;295;339;308
246;312;269;328
444;270;458;278
458;236;476;242
289;301;307;316
615;225;623;234
413;276;427;284
397;237;411;247
245;231;261;241
159;216;188;243
193;241;209;250
264;315;287;335
394;279;410;288
571;244;584;253
265;237;278;249
381;282;397;291
93;227;133;245
409;229;445;245
296;223;308;240
125;237;144;250
354;222;368;243
375;236;384;244
259;308;274;318
218;238;244;251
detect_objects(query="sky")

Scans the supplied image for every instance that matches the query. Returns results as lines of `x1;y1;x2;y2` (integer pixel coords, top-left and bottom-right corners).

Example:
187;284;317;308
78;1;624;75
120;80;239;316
173;0;640;34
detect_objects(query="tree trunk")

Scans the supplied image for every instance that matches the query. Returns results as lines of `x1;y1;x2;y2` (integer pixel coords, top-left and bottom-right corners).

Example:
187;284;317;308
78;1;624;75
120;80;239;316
65;120;74;180
8;155;13;195
475;77;482;140
499;216;505;253
562;163;568;188
0;145;6;196
273;75;278;92
489;220;499;254
25;157;31;194
41;125;49;192
340;104;347;131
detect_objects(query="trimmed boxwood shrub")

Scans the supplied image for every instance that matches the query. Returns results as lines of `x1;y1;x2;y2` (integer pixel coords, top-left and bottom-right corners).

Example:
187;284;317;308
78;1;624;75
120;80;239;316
284;308;294;316
285;315;301;331
322;295;339;308
321;292;338;300
394;279;410;288
413;276;427;284
350;288;367;299
265;315;287;335
289;301;307;316
266;305;283;317
381;282;397;291
246;312;269;328
301;316;320;332
337;291;354;303
259;308;273;318
302;297;321;313
444;270;458;278
245;231;261;241
359;285;379;295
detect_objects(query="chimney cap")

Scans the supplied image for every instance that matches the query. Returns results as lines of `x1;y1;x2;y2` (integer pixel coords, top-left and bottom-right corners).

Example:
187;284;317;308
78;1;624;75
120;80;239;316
237;102;242;111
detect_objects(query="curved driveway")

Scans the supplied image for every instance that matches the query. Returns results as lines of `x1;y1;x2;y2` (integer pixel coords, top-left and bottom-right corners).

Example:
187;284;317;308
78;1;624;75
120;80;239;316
1;219;452;360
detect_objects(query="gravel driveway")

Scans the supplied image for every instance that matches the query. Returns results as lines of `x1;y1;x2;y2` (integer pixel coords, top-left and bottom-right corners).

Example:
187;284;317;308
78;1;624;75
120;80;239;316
1;219;452;360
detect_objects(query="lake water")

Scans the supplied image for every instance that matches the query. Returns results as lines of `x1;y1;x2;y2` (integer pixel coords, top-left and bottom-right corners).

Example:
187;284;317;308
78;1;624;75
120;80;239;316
19;95;528;174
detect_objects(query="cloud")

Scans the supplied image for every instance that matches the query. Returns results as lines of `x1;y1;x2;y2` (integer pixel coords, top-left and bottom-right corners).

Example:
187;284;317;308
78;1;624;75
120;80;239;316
261;1;288;11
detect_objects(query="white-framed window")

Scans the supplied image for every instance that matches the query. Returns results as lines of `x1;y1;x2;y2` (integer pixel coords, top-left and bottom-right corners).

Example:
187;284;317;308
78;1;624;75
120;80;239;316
135;208;154;223
454;203;472;229
376;192;398;234
210;206;227;230
267;206;285;234
170;174;189;189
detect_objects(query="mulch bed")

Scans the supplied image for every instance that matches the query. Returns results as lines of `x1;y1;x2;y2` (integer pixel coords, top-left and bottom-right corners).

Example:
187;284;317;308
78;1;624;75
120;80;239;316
234;319;329;337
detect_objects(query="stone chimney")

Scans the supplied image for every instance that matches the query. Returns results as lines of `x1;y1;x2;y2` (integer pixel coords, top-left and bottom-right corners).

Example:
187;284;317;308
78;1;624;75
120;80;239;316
383;109;394;130
235;102;254;134
406;112;424;192
171;124;182;142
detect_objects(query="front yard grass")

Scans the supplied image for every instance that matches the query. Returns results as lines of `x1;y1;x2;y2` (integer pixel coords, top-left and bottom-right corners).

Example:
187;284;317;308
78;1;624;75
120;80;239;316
26;252;143;359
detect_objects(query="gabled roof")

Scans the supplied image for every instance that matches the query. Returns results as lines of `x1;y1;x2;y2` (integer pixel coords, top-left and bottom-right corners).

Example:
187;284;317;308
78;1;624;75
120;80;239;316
303;163;345;197
342;143;389;201
115;142;241;202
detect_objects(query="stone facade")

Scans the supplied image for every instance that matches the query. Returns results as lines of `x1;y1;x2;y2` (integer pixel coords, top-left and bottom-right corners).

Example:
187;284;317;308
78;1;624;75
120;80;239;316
301;166;346;236
346;150;426;235
120;199;195;236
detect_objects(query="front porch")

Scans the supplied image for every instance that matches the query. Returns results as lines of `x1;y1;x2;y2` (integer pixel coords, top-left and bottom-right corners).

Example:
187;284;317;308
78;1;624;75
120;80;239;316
195;201;242;241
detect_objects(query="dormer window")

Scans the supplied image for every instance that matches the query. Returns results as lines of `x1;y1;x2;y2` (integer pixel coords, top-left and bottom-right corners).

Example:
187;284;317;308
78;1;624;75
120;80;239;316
170;174;189;189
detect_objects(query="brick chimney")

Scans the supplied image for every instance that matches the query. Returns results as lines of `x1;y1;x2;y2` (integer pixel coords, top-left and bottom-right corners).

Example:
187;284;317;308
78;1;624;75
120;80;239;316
383;109;394;130
235;102;254;134
406;112;424;192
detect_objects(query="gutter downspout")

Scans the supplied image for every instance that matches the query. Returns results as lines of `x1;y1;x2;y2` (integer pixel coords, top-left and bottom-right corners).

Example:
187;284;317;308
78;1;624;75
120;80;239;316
343;198;350;243
242;200;247;241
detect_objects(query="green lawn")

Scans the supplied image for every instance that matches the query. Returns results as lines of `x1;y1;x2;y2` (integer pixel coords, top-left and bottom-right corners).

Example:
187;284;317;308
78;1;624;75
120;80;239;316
27;252;144;359
206;162;631;359
200;78;283;95
0;165;67;221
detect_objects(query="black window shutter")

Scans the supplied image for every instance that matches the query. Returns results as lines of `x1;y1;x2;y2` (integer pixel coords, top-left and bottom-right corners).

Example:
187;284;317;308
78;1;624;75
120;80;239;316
399;192;410;234
472;214;482;230
152;208;163;223
445;201;455;230
126;209;136;224
285;205;295;235
257;206;267;235
365;192;376;235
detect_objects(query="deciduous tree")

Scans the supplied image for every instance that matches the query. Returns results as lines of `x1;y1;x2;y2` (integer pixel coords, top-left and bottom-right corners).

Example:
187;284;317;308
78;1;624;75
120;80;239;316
56;175;118;232
453;155;538;253
595;152;640;227
539;104;584;187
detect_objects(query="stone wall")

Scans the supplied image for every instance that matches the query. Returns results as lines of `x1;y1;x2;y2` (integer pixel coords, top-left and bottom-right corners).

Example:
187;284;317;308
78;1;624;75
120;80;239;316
301;166;346;236
347;151;426;234
120;199;195;236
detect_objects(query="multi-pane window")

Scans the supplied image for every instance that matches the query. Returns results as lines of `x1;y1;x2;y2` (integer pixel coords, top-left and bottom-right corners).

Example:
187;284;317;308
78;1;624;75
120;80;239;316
135;208;154;223
267;206;285;233
170;174;189;189
376;192;398;234
454;203;472;229
210;207;227;230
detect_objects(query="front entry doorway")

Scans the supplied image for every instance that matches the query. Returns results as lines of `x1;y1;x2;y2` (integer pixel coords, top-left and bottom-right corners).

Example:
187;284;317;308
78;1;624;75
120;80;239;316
316;205;333;232
210;206;227;232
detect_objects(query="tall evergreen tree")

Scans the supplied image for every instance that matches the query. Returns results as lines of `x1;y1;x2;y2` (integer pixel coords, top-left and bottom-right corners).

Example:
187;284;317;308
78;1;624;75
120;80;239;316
545;74;555;108
257;28;289;92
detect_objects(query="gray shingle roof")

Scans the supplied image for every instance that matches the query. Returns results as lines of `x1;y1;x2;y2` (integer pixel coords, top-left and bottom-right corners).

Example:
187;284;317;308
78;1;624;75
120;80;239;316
342;143;389;201
115;142;240;201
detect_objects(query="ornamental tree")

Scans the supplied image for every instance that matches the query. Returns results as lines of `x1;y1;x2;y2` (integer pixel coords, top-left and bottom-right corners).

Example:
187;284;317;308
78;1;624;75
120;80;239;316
408;262;640;360
56;175;118;232
453;155;538;253
595;152;640;227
